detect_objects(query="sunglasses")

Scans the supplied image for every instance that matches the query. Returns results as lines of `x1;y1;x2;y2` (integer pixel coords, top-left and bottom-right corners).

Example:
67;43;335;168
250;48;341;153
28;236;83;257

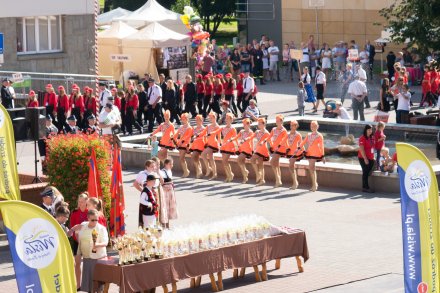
90;219;98;222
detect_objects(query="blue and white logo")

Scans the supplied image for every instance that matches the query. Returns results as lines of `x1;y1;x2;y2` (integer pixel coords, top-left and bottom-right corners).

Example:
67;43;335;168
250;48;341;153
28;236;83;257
404;160;431;203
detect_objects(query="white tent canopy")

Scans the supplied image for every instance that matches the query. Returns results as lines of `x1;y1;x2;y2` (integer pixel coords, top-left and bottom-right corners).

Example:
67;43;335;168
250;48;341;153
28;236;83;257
122;22;189;48
97;7;131;26
98;21;138;39
117;0;187;34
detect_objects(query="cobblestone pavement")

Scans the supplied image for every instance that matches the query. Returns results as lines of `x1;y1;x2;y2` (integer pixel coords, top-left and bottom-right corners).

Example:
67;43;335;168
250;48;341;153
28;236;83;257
0;79;415;292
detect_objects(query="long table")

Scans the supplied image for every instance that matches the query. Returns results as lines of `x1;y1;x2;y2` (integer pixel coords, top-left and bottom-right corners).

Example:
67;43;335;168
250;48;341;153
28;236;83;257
93;230;309;293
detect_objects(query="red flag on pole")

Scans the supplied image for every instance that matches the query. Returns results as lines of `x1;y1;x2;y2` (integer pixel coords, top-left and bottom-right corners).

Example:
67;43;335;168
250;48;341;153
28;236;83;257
110;145;126;237
87;148;103;198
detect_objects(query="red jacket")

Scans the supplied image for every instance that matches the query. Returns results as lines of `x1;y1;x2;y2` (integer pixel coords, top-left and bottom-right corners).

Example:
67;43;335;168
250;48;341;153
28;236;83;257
57;94;70;113
114;97;122;111
70;94;85;114
236;81;244;96
205;84;213;96
69;208;88;241
196;82;205;94
214;84;223;95
85;96;97;115
27;100;39;108
43;92;58;112
125;94;139;111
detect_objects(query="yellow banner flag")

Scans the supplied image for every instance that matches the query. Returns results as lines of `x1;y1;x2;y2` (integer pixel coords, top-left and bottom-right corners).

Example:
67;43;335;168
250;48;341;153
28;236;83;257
0;104;20;200
0;200;76;292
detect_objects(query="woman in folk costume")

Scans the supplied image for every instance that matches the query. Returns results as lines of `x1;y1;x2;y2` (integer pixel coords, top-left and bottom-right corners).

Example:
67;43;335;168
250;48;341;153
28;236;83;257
160;158;179;229
219;113;238;182
230;118;254;183
299;120;325;192
150;110;175;161
269;114;288;187
251;118;270;185
281;120;304;190
189;115;206;178
174;113;193;177
201;112;222;180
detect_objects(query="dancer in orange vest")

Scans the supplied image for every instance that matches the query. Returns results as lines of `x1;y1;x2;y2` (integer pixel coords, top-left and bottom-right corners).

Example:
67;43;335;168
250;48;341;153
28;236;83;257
201;112;222;180
150;110;175;161
269;114;288;187
281;120;304;190
299;120;325;191
219;113;238;182
189;115;206;178
230;118;254;183
175;113;193;177
250;118;270;185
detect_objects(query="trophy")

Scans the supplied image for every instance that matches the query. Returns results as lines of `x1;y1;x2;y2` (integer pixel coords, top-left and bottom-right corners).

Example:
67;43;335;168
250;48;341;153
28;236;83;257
91;229;98;253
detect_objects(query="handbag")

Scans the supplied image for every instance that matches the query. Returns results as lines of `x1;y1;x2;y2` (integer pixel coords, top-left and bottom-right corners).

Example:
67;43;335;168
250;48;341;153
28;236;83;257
373;110;390;123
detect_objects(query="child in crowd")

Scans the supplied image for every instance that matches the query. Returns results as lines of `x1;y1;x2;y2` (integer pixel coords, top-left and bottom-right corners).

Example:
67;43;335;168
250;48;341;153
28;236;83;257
379;147;395;175
87;197;107;227
139;174;159;228
160;158;178;228
55;206;81;237
374;122;386;168
297;81;306;116
150;136;159;159
334;101;351;136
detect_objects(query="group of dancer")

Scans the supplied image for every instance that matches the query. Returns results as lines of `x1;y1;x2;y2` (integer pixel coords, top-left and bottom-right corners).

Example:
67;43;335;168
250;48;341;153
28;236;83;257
148;110;325;191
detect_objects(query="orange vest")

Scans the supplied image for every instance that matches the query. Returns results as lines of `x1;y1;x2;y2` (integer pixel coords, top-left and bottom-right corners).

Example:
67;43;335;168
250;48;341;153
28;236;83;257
254;130;270;159
235;129;254;155
269;127;288;154
190;125;206;152
152;122;175;149
206;124;222;150
176;124;193;148
300;132;324;158
283;132;303;157
220;126;237;154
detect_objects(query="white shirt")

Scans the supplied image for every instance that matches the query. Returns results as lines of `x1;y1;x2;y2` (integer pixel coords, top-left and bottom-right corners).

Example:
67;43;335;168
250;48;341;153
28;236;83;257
315;71;326;85
243;106;260;118
136;170;159;188
267;46;279;62
78;223;108;259
160;168;173;180
338;107;351;120
301;73;311;84
301;48;310;63
147;84;162;105
397;92;411;111
348;80;368;97
99;88;112;107
98;110;118;135
357;67;367;81
243;77;255;94
140;187;154;207
359;51;369;64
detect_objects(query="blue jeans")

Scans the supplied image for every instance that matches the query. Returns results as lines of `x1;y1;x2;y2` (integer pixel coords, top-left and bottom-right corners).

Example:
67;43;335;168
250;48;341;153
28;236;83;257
241;63;251;73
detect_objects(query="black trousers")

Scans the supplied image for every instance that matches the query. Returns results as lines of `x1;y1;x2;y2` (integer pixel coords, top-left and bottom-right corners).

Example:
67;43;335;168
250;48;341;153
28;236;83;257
137;105;147;127
237;94;244;113
358;158;374;189
126;108;142;134
184;100;198;117
46;105;55;120
241;93;251;112
146;103;163;132
71;108;82;127
225;94;237;116
202;95;211;118
38;139;47;157
211;95;223;117
121;113;126;134
57;108;67;130
197;93;204;115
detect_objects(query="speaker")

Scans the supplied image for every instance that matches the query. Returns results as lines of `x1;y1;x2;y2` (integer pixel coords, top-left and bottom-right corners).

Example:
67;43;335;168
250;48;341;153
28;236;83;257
12;117;27;141
26;107;47;141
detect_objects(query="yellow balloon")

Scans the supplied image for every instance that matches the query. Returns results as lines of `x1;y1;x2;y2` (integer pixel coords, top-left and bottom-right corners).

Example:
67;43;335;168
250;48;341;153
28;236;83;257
180;15;189;25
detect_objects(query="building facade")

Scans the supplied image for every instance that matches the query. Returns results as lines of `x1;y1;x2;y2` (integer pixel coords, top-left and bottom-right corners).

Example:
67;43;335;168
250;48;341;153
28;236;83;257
0;0;95;84
239;0;398;51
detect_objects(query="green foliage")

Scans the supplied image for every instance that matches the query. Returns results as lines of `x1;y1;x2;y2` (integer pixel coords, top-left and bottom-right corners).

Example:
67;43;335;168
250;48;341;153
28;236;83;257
46;134;112;215
380;0;440;55
191;0;236;37
170;0;192;15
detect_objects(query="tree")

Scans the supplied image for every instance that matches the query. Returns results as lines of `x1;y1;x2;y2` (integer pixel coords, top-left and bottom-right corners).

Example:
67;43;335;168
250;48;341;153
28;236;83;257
380;0;440;55
109;0;145;11
191;0;236;37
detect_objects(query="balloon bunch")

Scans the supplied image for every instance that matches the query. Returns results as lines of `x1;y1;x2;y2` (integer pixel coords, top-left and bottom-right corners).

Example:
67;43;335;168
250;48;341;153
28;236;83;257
180;6;210;61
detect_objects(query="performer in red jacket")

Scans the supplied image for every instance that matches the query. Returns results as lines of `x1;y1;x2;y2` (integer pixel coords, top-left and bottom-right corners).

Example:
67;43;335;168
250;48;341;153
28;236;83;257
57;85;70;129
43;84;58;119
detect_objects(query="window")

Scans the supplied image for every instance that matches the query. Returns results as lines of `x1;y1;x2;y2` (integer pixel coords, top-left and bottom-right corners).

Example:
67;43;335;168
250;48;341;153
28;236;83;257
16;16;62;54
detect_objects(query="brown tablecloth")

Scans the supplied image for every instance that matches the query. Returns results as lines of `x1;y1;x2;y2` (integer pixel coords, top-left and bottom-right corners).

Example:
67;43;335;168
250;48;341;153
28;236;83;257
93;231;309;293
